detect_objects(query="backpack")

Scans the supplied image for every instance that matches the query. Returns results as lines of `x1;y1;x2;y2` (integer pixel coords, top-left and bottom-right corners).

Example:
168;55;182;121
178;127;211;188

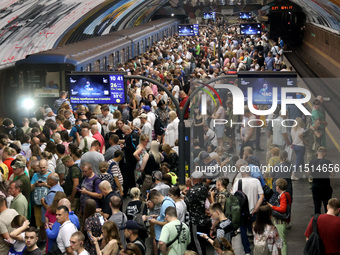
33;174;49;206
154;114;165;136
83;138;89;153
233;180;250;225
133;202;147;231
253;226;273;255
221;191;241;231
303;215;325;255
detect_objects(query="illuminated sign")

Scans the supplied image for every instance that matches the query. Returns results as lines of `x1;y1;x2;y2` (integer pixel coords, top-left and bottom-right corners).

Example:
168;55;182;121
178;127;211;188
271;5;294;11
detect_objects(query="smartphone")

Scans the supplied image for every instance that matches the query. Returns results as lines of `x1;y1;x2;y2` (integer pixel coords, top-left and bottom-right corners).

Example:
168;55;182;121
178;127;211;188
76;187;81;191
87;232;95;242
99;215;105;226
196;232;203;235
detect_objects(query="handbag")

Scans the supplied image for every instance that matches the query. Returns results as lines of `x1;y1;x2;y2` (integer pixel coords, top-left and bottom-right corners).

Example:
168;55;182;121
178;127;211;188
272;192;291;220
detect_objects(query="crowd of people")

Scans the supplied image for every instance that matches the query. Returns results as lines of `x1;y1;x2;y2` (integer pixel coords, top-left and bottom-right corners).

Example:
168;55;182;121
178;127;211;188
0;21;339;255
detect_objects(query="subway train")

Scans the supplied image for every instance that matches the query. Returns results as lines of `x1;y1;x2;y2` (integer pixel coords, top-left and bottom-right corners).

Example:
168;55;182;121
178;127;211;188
0;18;179;120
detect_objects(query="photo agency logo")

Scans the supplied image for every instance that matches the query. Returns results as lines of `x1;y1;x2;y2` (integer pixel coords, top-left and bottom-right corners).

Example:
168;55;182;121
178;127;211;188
200;84;312;128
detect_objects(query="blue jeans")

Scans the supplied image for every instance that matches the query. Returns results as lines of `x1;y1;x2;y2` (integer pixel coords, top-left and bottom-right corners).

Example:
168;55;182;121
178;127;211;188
240;214;257;254
293;145;305;172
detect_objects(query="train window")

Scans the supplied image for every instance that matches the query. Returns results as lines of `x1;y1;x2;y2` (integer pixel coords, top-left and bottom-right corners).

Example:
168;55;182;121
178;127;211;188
86;64;91;71
148;37;151;48
102;57;106;71
121;48;125;64
127;46;130;60
116;51;119;66
94;60;100;71
137;42;140;55
45;72;60;90
109;53;114;67
80;67;84;72
141;40;144;53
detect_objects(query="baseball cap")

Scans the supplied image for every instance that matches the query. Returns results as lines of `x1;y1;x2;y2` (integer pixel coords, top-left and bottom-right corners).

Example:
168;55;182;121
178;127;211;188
142;105;151;112
120;220;140;230
317;146;327;153
191;171;203;179
199;151;210;161
139;113;148;119
11;159;26;169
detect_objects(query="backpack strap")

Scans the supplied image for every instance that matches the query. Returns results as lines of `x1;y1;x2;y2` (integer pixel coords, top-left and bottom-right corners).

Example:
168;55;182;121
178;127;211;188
313;214;319;234
238;179;243;192
166;222;183;248
84;138;88;151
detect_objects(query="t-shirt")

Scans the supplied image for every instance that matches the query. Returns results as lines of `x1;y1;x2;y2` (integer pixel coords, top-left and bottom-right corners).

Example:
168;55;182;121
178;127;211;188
216;219;234;241
64;164;82;197
155;197;176;241
309;158;333;187
126;200;148;220
159;220;191;255
16;174;31;203
10;193;28;217
175;200;187;222
291;127;304;146
80;174;102;208
232;177;263;214
80;151;105;175
305;214;340;255
0;208;18;254
102;191;119;218
57;220;77;253
23;248;42;255
273;116;287;146
77;250;90;255
108;211;127;247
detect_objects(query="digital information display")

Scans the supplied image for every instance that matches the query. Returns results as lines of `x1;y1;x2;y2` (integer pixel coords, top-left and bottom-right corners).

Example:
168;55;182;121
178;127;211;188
240;23;261;35
178;24;199;36
203;12;216;20
239;12;252;19
238;72;297;105
69;74;126;104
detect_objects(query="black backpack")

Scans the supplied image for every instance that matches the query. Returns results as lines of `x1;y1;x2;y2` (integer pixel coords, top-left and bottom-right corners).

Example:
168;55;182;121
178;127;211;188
233;179;250;225
154;114;165;136
303;215;325;255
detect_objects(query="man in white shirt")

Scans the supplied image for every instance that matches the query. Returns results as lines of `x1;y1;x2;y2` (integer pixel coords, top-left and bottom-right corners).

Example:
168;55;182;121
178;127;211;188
232;159;264;255
272;110;291;150
203;124;218;149
56;205;77;255
143;105;155;129
70;231;89;255
98;105;113;135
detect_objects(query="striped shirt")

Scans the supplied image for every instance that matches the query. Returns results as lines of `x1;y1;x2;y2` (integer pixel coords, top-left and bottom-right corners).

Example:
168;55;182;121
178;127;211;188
107;159;124;187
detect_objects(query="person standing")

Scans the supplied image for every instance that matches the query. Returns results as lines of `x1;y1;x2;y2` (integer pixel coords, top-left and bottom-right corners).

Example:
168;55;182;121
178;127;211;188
80;140;105;176
159;207;191;255
0;195;19;254
304;198;340;254
309;146;335;214
9;180;28;217
23;227;43;255
11;159;31;207
55;206;78;254
70;231;89;255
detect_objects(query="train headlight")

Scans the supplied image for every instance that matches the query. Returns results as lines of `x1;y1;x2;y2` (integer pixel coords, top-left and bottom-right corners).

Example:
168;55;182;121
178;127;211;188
23;98;34;109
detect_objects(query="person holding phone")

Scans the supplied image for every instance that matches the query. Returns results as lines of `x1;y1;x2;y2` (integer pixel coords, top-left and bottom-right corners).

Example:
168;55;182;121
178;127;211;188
81;199;104;255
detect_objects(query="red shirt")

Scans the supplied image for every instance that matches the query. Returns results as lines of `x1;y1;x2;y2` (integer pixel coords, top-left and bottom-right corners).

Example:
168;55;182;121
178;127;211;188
3;158;14;180
272;192;292;222
93;132;105;153
305;214;340;254
179;96;189;119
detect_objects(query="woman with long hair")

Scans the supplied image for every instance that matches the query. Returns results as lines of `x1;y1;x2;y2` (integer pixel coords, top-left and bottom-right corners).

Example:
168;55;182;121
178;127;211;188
42;151;55;173
94;221;122;255
212;237;235;255
60;130;70;155
82;199;104;255
291;117;306;180
140;141;163;196
133;134;149;183
253;205;282;255
45;191;67;252
128;90;138;121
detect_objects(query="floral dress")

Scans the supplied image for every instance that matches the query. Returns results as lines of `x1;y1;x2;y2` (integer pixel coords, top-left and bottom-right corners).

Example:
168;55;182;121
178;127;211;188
253;224;283;255
84;213;103;255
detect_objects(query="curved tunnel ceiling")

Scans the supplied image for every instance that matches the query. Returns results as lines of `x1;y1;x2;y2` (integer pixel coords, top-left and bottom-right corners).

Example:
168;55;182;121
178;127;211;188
291;0;340;31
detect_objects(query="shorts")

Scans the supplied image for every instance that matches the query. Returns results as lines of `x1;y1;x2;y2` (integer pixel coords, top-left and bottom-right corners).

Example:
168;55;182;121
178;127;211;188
214;125;225;139
34;205;43;227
